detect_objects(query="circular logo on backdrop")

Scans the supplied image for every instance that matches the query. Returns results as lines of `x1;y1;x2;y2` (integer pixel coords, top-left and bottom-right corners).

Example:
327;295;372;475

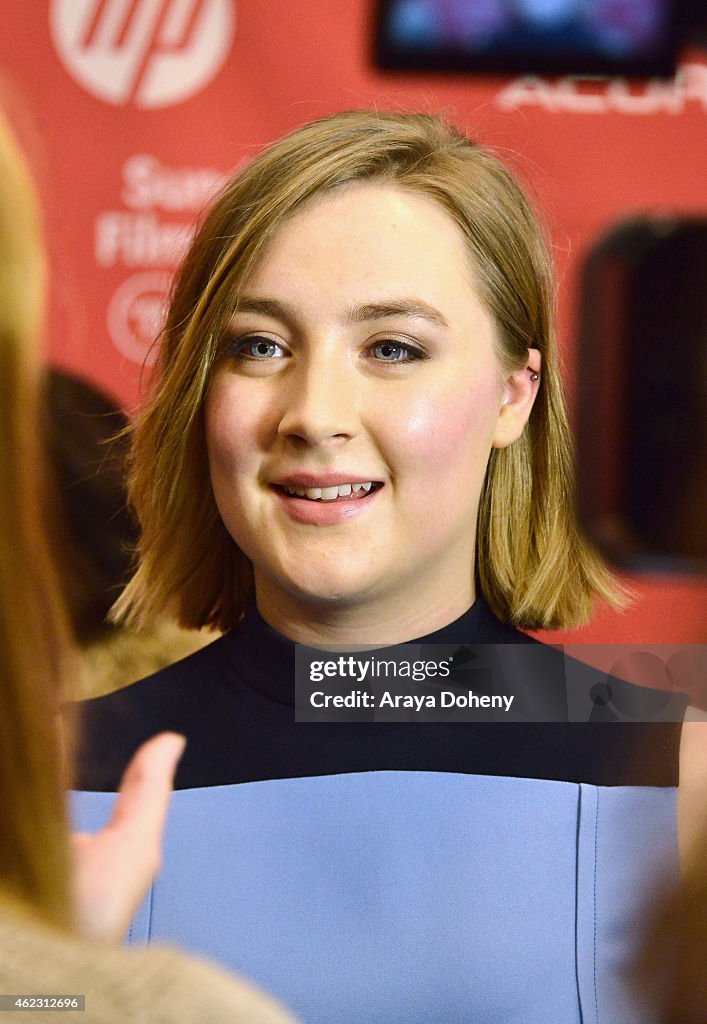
50;0;236;108
107;271;172;365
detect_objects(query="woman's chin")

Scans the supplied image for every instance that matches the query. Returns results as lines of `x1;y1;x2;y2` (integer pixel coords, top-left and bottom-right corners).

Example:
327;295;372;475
287;577;371;608
261;564;382;613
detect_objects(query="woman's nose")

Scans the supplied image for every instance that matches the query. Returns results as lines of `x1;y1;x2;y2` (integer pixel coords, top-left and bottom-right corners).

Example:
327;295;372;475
277;356;359;447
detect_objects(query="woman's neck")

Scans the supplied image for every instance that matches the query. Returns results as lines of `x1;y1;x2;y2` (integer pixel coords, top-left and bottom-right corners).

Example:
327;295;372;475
253;576;477;648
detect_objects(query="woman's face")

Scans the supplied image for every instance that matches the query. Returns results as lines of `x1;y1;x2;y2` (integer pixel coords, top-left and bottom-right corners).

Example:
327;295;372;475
206;183;538;637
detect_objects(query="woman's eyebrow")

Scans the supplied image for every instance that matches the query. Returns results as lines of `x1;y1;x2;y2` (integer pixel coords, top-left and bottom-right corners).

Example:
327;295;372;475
234;296;294;320
344;299;449;329
233;296;449;330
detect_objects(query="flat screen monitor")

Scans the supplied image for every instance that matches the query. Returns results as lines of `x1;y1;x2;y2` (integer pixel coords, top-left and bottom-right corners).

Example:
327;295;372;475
375;0;685;77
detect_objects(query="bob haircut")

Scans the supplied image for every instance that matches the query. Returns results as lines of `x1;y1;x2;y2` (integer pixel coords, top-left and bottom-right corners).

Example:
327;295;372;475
115;110;621;632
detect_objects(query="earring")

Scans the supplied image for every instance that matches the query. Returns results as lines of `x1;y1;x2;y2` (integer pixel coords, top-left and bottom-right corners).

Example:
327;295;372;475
528;368;539;382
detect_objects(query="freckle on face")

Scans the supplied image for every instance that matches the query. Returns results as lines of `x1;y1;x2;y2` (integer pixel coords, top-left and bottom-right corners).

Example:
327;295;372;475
205;183;506;631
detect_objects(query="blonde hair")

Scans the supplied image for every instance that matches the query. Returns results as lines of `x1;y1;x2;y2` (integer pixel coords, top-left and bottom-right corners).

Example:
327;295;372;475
116;110;621;632
0;110;72;928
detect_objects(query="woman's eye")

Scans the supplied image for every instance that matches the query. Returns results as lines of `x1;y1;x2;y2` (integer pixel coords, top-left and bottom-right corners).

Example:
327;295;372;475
228;336;286;360
369;340;426;363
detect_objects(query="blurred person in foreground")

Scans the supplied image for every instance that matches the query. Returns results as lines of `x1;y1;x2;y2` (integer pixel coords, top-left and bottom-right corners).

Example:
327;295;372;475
0;107;296;1023
638;746;707;1024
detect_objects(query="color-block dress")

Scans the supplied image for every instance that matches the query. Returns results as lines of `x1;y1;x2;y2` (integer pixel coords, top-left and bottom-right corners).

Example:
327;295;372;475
72;598;685;1024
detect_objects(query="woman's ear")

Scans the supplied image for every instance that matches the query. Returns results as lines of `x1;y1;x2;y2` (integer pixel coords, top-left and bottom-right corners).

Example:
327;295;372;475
491;348;542;449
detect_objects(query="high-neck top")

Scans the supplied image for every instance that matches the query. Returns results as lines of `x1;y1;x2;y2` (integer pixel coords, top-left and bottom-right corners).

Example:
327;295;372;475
73;595;683;791
230;595;529;706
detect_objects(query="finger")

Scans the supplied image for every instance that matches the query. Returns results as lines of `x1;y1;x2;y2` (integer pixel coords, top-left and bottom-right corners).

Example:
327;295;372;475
107;732;186;841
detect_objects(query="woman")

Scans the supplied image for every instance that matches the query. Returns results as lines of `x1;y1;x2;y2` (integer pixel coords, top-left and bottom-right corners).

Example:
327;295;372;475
74;111;702;1023
0;107;296;1023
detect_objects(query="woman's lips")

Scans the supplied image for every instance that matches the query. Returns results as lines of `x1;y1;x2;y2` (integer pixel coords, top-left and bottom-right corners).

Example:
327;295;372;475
271;482;382;524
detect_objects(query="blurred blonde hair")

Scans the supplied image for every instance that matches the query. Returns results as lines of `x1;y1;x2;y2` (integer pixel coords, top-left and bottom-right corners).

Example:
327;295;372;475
0;109;72;929
115;110;622;632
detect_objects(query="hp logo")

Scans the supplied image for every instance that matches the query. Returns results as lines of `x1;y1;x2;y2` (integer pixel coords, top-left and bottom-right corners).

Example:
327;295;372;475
50;0;236;109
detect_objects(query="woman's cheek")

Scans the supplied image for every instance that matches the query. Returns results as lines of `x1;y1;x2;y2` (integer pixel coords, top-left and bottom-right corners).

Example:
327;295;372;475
385;382;500;466
205;377;268;473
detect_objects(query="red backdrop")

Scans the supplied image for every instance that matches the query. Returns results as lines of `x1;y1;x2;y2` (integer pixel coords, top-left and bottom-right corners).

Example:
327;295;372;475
2;0;706;645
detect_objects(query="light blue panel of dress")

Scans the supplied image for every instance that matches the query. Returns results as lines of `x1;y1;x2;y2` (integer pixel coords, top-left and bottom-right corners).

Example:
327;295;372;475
576;783;679;1024
71;772;677;1024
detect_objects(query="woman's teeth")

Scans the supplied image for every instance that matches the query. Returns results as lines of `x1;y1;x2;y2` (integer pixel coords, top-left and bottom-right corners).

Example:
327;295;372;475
282;482;374;501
